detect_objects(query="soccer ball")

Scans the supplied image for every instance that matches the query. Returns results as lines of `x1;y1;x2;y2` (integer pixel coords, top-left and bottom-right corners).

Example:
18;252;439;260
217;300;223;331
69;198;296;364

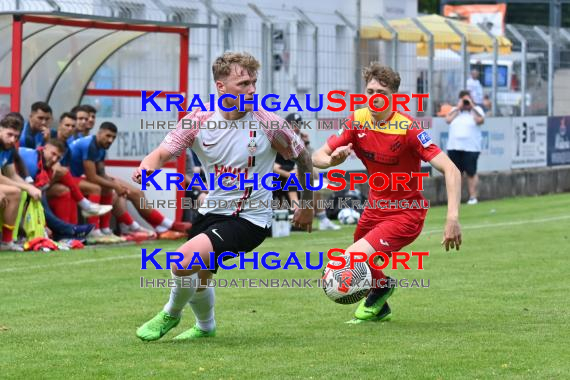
337;208;360;225
322;254;372;304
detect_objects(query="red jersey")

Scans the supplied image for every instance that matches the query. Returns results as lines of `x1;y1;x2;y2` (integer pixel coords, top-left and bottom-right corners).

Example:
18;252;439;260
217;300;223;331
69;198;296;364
327;109;441;215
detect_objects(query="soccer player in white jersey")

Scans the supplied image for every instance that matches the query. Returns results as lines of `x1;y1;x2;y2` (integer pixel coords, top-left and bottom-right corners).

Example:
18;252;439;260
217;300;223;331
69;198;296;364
133;52;314;341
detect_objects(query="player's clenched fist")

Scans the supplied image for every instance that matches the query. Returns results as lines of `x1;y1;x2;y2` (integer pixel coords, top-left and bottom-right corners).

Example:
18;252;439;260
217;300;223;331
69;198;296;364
132;166;154;184
330;143;353;166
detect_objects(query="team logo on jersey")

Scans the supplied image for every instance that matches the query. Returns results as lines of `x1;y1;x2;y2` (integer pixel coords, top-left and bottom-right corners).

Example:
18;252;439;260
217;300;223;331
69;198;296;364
390;141;402;152
248;139;257;154
417;131;432;148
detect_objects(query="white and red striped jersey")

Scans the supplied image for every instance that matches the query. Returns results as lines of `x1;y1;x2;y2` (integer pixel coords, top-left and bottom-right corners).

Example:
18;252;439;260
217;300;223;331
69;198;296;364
160;105;304;228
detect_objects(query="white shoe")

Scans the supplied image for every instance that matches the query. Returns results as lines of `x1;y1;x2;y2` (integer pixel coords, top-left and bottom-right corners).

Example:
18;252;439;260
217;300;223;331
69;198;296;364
467;198;478;205
102;233;127;243
0;241;24;252
88;229;104;238
81;203;113;217
121;225;156;239
319;218;341;231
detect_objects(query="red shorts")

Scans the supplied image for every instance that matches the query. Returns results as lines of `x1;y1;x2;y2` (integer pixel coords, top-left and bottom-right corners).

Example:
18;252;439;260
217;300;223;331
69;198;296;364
71;175;86;186
72;176;82;186
354;208;426;252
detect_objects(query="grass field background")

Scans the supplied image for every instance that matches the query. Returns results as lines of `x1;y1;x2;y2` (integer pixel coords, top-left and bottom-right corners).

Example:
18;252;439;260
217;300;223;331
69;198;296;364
1;193;569;379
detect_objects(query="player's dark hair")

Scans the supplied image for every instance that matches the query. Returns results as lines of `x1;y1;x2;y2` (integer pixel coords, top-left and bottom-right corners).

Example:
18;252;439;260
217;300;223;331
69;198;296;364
99;121;117;133
0;116;23;131
81;104;97;114
362;62;400;93
31;101;52;114
285;113;303;130
45;138;66;153
4;112;24;125
459;90;471;99
71;105;90;114
59;111;76;122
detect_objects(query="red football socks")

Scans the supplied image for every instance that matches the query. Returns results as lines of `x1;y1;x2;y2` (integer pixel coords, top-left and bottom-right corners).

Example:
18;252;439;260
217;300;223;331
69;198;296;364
144;209;165;228
86;194;101;228
100;194;113;229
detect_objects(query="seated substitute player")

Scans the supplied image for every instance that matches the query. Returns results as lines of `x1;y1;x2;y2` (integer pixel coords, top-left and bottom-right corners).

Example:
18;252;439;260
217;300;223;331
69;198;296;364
69;105;91;142
20;101;53;149
18;140;96;241
313;62;463;323
8;113;96;241
133;51;314;341
84;104;97;136
69;122;190;240
1;112;37;185
0;116;42;250
45;112;112;225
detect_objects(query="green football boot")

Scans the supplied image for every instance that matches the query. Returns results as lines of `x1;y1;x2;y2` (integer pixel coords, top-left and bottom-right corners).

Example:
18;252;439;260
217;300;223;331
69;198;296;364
354;278;396;321
173;325;216;341
136;311;180;341
345;302;392;324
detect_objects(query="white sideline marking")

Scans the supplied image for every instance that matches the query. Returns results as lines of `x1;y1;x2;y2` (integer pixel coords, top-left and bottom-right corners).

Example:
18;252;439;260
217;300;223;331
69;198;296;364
0;254;137;273
420;214;570;235
1;214;569;274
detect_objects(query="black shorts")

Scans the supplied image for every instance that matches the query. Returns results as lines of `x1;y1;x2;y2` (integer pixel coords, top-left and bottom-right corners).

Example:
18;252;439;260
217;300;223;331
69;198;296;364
188;213;270;273
447;150;480;176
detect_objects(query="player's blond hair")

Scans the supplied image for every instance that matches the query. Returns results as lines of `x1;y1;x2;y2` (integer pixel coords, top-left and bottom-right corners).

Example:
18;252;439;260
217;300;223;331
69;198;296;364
362;62;401;93
212;52;260;81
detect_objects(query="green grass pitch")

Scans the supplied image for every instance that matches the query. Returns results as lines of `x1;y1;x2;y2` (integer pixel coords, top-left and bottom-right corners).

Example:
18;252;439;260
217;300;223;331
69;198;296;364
1;193;569;379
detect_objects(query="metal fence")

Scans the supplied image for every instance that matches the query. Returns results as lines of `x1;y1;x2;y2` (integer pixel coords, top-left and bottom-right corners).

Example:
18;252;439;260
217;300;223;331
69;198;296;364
1;0;570;119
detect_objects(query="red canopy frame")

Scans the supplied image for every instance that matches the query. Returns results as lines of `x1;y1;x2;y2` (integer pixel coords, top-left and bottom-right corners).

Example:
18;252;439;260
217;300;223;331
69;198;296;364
0;12;204;222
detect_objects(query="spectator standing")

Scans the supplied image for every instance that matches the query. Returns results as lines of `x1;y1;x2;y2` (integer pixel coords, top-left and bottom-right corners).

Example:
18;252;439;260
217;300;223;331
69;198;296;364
445;90;485;205
466;69;484;108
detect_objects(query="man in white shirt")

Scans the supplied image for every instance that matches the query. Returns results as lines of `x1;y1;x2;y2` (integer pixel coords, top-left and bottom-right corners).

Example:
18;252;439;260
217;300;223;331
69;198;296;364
445;90;485;205
466;69;484;107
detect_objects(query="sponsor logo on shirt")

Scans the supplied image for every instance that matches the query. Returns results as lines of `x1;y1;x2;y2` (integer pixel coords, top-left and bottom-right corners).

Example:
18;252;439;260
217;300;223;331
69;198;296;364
417;131;432;148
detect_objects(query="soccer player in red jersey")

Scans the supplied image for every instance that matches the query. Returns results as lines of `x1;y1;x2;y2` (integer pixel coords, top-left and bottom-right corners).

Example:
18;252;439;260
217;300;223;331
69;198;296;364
313;63;463;323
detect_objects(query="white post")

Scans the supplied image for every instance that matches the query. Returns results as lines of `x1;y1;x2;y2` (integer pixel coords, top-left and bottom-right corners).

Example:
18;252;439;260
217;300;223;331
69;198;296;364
506;25;527;116
535;26;553;116
412;18;434;116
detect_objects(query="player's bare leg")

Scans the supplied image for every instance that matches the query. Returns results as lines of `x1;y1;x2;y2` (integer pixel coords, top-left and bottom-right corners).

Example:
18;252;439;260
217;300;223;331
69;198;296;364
136;234;216;341
0;184;22;251
467;175;479;204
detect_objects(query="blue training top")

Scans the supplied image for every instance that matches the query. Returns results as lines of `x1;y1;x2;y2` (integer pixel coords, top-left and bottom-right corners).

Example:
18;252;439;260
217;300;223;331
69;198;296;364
0;147;14;169
69;135;106;177
18;147;40;179
20;121;45;149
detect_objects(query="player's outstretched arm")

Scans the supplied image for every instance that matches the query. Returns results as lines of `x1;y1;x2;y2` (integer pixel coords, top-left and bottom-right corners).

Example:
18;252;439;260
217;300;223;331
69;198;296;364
292;148;315;233
429;152;462;251
312;143;353;169
132;146;172;184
